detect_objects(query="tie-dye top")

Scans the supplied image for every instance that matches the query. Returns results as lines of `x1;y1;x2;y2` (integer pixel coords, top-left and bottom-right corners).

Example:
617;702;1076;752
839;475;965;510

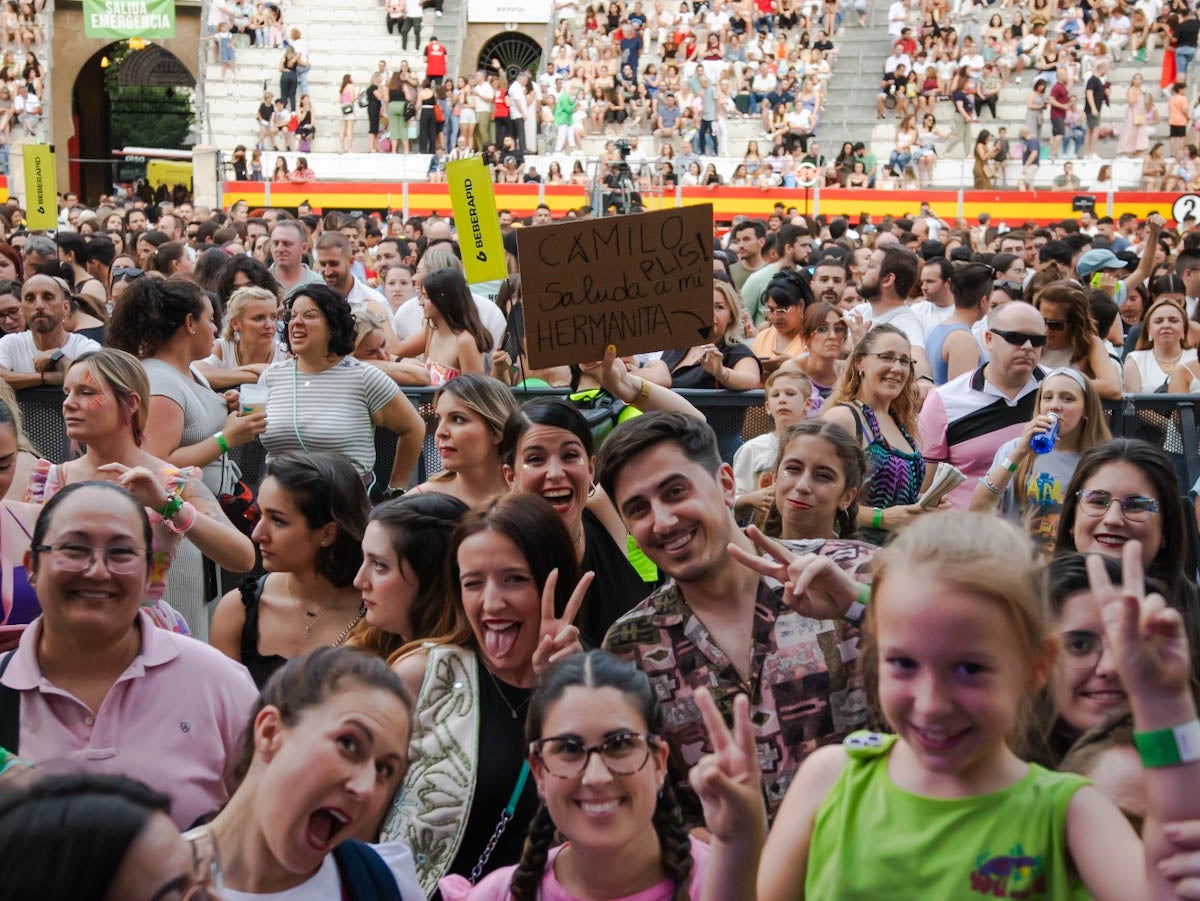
25;460;192;635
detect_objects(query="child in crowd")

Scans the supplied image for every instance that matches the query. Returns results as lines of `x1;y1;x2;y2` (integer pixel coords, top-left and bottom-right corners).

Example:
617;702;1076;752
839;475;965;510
205;21;237;81
733;367;813;523
758;513;1200;898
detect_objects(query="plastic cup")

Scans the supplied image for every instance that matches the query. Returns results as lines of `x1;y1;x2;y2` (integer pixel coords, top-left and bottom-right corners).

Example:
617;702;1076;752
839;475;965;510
240;383;268;416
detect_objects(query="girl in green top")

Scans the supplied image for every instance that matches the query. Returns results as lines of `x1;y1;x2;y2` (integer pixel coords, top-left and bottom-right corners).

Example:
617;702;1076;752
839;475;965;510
756;512;1200;900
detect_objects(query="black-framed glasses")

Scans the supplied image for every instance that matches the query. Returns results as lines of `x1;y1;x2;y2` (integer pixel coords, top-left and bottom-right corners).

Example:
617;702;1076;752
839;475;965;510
34;542;148;573
866;351;915;368
1075;489;1160;522
532;732;658;778
1043;319;1068;331
112;267;143;280
1059;629;1112;670
990;328;1047;348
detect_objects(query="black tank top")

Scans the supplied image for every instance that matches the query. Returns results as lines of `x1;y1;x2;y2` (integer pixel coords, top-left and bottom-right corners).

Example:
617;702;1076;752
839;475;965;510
443;657;538;887
578;508;652;646
238;575;289;688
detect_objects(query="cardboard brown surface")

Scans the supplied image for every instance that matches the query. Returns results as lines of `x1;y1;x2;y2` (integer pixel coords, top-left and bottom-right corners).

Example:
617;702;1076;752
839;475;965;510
516;205;715;369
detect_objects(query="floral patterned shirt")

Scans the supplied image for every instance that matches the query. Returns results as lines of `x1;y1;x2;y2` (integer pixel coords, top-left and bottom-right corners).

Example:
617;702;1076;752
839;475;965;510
602;537;876;824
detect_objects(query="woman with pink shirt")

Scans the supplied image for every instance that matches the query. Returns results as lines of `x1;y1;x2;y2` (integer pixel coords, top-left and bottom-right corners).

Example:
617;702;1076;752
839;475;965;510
440;650;763;901
0;481;257;830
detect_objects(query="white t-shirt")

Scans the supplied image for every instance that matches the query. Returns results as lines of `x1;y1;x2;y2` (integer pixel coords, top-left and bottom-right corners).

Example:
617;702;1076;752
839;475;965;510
888;0;907;35
852;302;928;350
0;331;100;373
910;299;955;336
391;293;507;350
221;841;425;901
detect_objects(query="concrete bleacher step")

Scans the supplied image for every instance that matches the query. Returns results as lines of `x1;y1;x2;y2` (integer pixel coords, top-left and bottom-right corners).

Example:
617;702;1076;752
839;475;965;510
200;0;464;157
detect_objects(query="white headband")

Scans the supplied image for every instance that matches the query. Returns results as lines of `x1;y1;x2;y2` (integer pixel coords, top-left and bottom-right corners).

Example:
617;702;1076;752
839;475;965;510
1045;366;1089;392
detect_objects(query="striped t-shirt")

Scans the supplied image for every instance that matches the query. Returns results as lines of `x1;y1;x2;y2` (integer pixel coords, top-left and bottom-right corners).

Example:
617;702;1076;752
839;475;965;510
259;357;399;477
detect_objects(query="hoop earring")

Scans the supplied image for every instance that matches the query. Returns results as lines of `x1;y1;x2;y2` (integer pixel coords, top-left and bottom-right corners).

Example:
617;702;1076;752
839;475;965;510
588;483;597;498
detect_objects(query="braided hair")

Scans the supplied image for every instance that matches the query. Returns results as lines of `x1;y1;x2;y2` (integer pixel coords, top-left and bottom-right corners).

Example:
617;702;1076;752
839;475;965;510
509;651;694;901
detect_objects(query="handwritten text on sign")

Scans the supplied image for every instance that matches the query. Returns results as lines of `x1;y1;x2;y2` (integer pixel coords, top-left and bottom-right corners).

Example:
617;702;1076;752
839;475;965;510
516;205;714;369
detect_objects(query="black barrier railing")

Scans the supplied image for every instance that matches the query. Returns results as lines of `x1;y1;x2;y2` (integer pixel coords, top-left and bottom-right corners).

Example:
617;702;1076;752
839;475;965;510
13;387;1200;495
14;386;1200;604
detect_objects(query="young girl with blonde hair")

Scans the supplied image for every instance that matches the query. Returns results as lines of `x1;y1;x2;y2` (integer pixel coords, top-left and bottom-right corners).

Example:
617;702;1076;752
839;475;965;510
757;513;1200;899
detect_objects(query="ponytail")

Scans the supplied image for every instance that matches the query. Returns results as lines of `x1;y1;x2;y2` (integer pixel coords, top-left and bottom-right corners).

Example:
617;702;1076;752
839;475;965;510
108;276;207;357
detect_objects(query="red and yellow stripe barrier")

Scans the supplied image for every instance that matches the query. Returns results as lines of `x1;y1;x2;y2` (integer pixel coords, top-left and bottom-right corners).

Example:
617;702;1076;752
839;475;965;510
220;181;1181;226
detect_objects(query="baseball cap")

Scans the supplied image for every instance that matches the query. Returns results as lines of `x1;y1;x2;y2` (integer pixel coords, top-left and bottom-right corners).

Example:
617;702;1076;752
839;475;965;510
1076;248;1133;277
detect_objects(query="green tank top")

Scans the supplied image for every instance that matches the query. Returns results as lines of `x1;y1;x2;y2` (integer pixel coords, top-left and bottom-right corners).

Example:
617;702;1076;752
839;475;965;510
806;732;1092;900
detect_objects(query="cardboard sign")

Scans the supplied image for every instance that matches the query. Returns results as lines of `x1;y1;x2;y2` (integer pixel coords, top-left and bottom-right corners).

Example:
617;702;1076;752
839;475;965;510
22;144;56;231
446;156;508;285
516;205;714;369
83;0;175;38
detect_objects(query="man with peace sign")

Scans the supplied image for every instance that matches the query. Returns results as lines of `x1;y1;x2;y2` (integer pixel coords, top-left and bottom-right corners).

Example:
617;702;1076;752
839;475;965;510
596;412;876;824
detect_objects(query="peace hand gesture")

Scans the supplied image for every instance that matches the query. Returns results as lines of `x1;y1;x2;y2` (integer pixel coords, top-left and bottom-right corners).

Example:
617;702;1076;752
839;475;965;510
1086;540;1193;704
728;526;861;621
689;688;765;844
531;568;595;675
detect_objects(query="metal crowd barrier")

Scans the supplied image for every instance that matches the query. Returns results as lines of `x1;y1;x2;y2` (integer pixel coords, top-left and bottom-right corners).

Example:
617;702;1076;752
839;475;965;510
14;387;1200;498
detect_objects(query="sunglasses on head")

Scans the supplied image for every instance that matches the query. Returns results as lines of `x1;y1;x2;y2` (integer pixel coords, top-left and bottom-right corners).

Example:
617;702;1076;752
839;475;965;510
112;267;143;280
991;328;1047;348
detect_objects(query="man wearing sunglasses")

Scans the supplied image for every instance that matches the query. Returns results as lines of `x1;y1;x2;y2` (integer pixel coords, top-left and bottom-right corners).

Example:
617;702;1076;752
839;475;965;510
919;301;1047;509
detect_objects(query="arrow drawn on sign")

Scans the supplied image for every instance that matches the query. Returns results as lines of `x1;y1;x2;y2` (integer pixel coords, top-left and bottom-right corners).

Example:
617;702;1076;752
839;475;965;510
672;310;713;341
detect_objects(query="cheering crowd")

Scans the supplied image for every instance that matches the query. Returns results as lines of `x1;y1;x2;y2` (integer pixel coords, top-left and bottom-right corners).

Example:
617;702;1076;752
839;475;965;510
0;191;1198;899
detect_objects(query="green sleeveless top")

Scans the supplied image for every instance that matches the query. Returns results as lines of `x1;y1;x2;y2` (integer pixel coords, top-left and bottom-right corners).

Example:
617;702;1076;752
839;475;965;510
806;732;1092;900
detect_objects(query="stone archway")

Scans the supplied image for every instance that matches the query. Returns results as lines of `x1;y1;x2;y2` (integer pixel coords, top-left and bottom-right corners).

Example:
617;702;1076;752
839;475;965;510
70;42;195;203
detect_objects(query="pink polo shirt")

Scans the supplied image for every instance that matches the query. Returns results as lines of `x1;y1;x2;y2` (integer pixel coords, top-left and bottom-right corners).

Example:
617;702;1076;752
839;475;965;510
2;610;258;829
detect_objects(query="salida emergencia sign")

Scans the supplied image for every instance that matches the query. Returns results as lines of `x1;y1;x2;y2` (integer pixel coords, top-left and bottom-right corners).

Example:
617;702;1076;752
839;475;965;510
83;0;175;39
516;204;714;369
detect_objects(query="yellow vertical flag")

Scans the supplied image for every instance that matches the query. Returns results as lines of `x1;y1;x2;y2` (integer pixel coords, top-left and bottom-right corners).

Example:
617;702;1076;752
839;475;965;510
22;145;57;231
445;156;508;284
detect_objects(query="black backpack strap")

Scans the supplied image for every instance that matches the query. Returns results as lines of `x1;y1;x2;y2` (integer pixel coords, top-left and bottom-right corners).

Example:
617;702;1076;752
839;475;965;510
332;840;404;901
0;651;19;755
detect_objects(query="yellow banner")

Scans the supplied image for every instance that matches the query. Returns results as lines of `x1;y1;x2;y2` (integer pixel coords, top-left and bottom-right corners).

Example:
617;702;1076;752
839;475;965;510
22;144;56;231
445;157;507;284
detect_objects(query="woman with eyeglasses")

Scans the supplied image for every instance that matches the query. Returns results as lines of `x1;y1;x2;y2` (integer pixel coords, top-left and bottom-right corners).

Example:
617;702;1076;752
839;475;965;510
660;281;762;391
970;368;1111;560
1034;554;1148;766
1055;438;1200;686
795;302;847;402
824;324;931;546
1032;280;1123;400
0;481;257;829
439;650;764;901
1125;297;1196;394
751;271;813;376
